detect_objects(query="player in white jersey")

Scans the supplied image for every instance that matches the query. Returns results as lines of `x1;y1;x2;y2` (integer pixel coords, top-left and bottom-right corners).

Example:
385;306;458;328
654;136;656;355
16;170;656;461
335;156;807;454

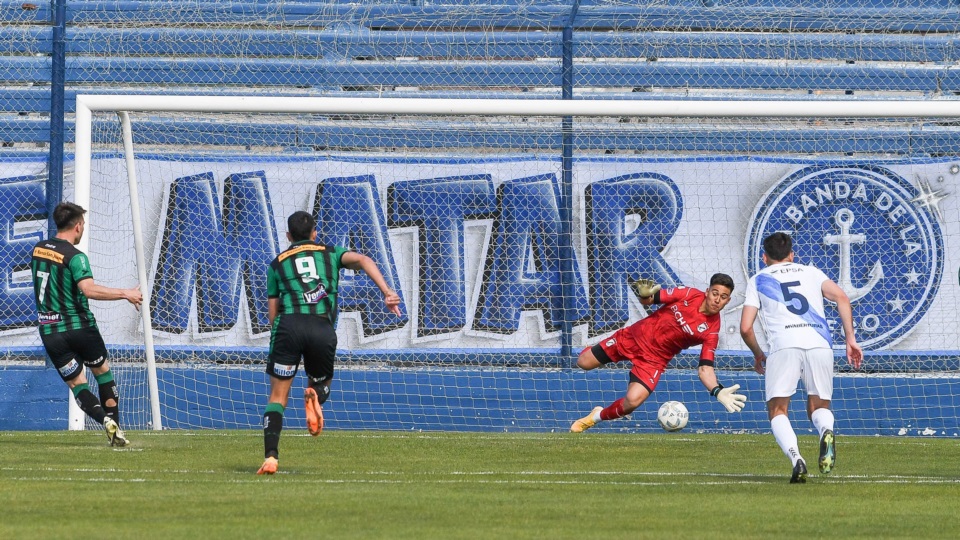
740;232;863;483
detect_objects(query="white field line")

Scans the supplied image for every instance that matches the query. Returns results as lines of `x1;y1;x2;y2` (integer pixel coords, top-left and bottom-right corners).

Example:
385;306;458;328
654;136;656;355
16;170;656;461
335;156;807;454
2;466;958;485
5;476;960;486
2;431;953;445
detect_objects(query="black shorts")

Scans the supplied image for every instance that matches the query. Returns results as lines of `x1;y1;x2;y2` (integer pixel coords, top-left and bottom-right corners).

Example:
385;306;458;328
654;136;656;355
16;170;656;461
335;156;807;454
267;313;337;382
40;326;108;381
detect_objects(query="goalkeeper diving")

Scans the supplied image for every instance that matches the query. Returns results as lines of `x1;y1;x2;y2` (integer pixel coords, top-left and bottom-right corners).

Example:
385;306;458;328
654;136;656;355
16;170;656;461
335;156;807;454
571;273;746;432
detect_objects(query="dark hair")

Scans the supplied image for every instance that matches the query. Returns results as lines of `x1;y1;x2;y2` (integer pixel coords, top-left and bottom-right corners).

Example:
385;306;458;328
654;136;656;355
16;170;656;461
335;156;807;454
53;202;86;231
287;210;316;242
762;232;793;262
709;272;735;292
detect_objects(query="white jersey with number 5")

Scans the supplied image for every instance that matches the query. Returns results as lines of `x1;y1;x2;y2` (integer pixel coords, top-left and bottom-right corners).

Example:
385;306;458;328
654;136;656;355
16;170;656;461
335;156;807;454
744;262;832;353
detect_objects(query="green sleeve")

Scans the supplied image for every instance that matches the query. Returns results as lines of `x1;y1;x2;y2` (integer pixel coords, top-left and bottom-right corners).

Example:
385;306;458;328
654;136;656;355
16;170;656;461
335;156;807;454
334;245;350;270
266;266;279;298
69;252;94;282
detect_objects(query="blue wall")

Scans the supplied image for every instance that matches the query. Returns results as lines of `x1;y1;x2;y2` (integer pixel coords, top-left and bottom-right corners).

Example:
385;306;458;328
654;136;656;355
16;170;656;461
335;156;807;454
3;365;957;436
0;365;69;430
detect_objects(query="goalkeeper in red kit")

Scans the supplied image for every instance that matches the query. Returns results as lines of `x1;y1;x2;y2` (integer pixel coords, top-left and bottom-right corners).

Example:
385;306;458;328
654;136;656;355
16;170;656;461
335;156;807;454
571;273;747;432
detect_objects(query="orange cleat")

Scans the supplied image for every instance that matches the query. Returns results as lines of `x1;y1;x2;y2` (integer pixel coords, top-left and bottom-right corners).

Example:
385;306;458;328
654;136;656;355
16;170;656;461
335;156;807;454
304;387;324;436
570;406;603;433
257;457;278;475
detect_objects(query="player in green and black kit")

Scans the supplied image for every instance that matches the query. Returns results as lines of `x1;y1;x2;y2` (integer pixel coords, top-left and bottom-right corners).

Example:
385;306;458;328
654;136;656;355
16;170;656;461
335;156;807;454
31;202;142;446
257;210;401;475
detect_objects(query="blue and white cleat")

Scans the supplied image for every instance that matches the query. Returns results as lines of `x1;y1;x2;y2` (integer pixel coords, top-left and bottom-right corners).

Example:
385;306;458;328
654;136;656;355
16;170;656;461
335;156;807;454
818;429;835;474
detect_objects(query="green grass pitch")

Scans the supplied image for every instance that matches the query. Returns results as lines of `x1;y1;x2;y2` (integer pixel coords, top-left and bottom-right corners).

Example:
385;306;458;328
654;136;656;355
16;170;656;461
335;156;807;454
2;430;958;539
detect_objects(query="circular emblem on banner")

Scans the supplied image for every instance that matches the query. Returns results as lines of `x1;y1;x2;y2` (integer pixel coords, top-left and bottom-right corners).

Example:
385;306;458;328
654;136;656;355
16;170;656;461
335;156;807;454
746;165;943;349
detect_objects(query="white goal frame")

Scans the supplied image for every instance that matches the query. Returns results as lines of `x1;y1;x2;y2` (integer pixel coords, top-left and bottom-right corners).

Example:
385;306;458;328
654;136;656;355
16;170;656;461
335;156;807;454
71;95;960;431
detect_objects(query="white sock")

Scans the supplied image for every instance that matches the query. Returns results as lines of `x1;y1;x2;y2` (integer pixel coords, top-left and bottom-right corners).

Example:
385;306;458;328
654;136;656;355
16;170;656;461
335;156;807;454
591;410;602;423
771;414;802;466
811;408;835;437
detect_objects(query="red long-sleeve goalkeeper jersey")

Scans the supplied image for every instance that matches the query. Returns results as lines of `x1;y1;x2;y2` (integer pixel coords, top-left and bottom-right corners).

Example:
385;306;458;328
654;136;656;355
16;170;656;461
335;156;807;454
618;286;721;367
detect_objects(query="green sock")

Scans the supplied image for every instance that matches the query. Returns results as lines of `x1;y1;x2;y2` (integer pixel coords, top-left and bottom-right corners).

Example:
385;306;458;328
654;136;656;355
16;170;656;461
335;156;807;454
71;382;89;398
95;371;119;424
71;383;107;424
263;403;285;459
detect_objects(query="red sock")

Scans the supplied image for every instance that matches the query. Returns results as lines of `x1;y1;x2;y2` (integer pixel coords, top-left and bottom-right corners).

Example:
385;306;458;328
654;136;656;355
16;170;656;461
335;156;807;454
599;398;626;421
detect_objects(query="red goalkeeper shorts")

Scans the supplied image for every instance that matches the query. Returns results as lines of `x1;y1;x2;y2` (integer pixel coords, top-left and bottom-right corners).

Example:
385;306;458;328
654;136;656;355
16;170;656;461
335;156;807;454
591;330;667;392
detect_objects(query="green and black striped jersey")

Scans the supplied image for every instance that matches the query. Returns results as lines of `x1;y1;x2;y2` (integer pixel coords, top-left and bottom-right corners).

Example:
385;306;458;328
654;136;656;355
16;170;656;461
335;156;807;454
267;240;349;321
30;238;98;335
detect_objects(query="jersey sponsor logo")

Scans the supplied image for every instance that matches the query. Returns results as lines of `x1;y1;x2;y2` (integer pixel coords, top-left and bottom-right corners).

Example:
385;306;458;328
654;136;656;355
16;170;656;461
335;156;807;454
277;243;326;263
33;246;64;264
38;312;62;325
303;283;329;305
58;358;78;377
746;165;943;349
272;364;296;377
669;304;693;335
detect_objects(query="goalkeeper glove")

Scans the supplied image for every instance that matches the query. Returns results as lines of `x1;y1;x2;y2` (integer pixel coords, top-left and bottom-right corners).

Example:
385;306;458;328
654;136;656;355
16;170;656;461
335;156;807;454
630;278;661;299
710;384;746;413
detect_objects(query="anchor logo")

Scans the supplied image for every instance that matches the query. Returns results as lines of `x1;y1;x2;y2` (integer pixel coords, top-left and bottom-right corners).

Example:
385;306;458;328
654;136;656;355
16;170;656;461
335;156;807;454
823;209;883;301
746;164;942;349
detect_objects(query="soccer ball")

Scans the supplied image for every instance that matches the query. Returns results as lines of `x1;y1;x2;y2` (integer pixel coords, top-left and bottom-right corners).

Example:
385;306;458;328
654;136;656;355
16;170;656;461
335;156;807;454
657;401;689;432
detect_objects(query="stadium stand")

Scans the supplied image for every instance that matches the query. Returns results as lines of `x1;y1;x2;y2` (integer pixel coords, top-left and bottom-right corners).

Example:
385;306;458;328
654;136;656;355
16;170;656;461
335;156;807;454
2;1;960;152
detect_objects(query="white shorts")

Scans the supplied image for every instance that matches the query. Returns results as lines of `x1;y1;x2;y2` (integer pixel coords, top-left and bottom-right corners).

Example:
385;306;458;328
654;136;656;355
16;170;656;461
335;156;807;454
764;347;835;401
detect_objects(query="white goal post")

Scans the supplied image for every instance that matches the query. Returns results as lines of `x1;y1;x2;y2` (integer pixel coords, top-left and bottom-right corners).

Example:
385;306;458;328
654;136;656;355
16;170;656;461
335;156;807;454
71;95;960;435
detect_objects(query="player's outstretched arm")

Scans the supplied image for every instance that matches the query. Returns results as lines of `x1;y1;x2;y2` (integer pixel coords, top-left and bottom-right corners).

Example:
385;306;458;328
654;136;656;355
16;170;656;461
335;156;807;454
78;279;142;307
845;340;863;369
629;278;660;306
341;252;402;316
698;365;747;413
267;297;280;327
739;305;767;374
821;280;863;370
713;384;747;413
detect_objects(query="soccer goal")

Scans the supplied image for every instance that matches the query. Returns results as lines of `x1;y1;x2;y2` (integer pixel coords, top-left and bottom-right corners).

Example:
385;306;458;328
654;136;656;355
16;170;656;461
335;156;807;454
72;95;960;436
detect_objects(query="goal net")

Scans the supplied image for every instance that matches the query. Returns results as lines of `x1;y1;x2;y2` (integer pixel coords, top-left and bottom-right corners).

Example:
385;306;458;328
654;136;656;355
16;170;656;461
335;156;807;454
74;95;960;436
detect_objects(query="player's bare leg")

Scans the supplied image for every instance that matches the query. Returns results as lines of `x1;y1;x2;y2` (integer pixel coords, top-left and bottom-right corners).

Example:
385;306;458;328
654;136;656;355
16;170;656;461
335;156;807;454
620;381;649;415
575;347;602;371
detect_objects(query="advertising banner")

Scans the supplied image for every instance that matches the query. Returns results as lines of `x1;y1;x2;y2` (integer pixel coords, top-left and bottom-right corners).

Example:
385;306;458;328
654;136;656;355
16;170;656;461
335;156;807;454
1;155;955;356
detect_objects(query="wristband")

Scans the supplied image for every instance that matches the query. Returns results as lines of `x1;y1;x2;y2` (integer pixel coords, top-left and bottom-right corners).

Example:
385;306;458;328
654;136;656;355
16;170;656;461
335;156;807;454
710;384;724;397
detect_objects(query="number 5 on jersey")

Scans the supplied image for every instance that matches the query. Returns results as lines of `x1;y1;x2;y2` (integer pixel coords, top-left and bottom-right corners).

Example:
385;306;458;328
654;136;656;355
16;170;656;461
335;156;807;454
780;281;809;315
